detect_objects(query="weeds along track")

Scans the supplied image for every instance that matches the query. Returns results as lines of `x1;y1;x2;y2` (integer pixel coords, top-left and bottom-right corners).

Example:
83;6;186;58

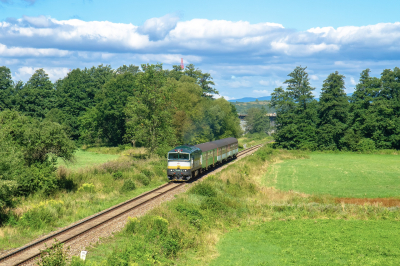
1;143;266;266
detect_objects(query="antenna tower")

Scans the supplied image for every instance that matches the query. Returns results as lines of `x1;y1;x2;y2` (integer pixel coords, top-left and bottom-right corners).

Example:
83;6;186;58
181;58;184;70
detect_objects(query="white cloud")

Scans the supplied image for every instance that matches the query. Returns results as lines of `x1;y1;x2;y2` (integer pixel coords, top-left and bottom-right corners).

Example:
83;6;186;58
253;89;269;94
213;94;236;101
3;15;400;97
138;14;179;41
13;66;70;81
228;79;251;88
350;77;357;85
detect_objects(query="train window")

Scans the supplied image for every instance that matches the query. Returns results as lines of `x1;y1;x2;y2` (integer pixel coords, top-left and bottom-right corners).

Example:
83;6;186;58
168;153;190;160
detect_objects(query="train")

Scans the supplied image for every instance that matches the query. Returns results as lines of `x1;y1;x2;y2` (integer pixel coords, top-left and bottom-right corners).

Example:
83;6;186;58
167;137;239;181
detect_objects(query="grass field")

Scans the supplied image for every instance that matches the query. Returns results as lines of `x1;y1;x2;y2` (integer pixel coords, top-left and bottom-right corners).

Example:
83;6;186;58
263;153;400;198
57;149;120;170
210;220;400;266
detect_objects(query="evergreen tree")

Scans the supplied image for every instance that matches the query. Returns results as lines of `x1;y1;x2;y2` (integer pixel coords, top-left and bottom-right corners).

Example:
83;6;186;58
317;71;349;150
271;66;318;150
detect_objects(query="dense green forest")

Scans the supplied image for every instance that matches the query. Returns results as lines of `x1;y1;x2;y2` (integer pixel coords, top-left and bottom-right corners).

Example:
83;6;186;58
272;66;400;151
0;63;242;218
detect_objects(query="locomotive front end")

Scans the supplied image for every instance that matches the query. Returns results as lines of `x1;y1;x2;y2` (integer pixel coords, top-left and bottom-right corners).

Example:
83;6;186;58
167;148;192;181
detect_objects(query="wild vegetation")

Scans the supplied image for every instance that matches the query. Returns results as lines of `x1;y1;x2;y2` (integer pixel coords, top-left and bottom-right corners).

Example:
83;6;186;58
272;67;400;151
62;144;400;265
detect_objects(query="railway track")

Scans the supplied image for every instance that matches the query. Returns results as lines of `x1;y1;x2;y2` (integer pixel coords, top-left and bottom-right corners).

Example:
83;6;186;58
0;143;266;265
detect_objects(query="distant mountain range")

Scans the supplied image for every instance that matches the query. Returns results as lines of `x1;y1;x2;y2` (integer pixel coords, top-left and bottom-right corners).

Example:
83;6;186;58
229;93;353;103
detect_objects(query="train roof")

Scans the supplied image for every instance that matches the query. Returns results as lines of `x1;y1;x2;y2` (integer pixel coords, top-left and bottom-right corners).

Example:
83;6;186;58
195;137;238;152
168;145;201;154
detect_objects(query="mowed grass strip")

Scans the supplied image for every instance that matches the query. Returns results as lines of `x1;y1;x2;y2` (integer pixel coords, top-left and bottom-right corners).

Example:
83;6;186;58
211;220;400;266
57;149;120;170
264;153;400;198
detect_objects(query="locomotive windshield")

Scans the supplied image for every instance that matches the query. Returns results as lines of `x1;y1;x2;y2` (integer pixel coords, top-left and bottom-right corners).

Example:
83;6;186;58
168;153;190;160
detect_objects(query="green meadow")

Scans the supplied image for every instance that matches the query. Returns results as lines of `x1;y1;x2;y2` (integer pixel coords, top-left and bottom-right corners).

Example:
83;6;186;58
57;149;120;170
263;152;400;198
211;220;400;266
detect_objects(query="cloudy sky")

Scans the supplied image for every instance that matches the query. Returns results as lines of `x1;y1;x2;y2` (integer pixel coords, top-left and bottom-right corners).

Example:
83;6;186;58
1;0;400;100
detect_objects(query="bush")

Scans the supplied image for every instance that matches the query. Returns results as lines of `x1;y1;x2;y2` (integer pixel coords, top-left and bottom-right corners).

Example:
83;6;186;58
189;182;217;197
15;163;59;196
121;179;136;192
141;169;154;180
38;239;68;266
356;138;376;152
200;197;228;212
135;173;150;186
257;145;274;161
112;171;123;179
125;217;139;234
19;200;64;229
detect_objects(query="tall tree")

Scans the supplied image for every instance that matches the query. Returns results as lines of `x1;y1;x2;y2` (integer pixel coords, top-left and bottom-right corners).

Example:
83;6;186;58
271;66;318;150
0;66;13;111
55;65;114;140
115;64;140;75
346;69;381;150
16;69;55;118
317;71;349;150
245;107;270;134
82;72;136;146
124;64;175;153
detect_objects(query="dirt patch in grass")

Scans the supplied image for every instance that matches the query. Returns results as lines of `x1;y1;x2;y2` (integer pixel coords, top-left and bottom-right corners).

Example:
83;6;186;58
336;197;400;207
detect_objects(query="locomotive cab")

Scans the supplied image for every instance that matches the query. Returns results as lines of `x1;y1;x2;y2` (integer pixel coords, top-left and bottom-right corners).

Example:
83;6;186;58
167;145;201;181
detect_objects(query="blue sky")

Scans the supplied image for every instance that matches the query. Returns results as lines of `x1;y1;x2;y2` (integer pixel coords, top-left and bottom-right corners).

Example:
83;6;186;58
1;0;400;99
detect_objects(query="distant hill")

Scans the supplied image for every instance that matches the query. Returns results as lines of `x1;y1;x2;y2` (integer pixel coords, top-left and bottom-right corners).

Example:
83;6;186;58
229;96;272;103
230;93;353;103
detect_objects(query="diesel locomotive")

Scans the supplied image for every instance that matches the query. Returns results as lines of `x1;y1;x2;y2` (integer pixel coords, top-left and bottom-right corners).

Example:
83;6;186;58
167;137;238;181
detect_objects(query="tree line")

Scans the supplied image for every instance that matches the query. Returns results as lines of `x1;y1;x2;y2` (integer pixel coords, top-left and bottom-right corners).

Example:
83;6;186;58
0;63;242;218
272;66;400;151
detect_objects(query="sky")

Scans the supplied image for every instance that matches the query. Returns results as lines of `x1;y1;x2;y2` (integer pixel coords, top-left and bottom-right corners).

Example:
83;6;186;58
1;0;400;100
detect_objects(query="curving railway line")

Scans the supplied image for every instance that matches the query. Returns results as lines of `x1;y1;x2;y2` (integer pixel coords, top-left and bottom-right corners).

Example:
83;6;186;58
0;143;265;266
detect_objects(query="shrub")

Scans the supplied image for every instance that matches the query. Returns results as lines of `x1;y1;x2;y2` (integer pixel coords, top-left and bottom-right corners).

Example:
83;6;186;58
189;182;217;197
135;173;150;186
176;203;203;229
141;169;154;180
256;145;274;161
125;217;139;234
200;197;228;212
38;239;68;266
121;179;136;192
19;200;64;229
356;138;376;152
112;171;123;180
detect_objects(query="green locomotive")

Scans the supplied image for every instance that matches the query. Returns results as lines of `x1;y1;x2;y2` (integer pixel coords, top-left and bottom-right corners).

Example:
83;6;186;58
167;137;238;181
